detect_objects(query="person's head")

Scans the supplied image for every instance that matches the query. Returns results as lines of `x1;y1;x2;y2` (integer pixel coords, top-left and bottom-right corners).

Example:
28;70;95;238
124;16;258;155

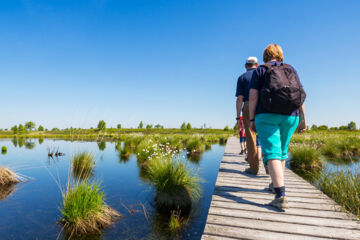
245;56;258;70
263;44;284;63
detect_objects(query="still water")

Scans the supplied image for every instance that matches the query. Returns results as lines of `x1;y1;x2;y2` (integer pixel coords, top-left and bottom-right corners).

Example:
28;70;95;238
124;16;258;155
0;138;225;240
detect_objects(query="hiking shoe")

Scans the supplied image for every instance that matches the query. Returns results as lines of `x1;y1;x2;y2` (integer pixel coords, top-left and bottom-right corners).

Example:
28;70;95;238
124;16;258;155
244;168;258;175
268;183;275;193
269;196;289;210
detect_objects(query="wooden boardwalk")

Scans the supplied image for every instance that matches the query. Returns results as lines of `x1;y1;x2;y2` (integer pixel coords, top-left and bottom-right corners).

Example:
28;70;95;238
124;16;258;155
202;137;360;240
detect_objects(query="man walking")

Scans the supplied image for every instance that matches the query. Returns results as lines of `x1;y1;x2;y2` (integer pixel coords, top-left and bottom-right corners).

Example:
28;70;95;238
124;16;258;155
236;57;259;174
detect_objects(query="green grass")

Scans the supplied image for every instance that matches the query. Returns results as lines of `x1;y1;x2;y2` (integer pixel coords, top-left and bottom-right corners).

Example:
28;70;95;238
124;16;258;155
289;145;322;172
136;138;160;162
60;181;120;235
148;157;202;213
185;138;204;154
1;146;7;154
322;137;360;162
319;170;360;217
72;152;96;180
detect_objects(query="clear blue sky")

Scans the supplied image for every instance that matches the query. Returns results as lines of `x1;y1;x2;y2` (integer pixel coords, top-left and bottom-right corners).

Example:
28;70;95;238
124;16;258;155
1;0;359;129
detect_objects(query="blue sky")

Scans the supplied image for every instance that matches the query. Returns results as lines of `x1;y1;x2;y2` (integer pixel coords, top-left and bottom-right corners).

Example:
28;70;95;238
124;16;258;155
1;0;359;129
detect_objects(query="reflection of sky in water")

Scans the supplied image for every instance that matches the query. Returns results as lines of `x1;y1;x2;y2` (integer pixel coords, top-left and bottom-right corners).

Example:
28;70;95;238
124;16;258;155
0;139;224;240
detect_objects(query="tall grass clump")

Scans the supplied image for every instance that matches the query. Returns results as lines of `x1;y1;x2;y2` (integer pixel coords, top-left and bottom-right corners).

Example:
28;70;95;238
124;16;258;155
0;182;18;201
0;167;20;186
136;138;160;163
148;157;202;214
322;137;360;162
289;145;322;172
1;146;7;154
72;152;95;180
185;138;203;154
319;170;360;217
60;181;120;235
219;135;228;145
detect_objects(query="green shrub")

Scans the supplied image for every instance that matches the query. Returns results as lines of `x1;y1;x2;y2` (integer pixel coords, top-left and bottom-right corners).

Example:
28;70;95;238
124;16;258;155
60;181;120;234
148;157;202;213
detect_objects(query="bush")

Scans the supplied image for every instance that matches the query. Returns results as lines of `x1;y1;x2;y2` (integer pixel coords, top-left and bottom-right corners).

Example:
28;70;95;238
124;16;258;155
148;157;202;213
60;181;120;234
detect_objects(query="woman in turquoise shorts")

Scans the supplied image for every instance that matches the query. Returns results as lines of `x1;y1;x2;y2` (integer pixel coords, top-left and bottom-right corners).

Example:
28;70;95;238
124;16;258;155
248;44;306;210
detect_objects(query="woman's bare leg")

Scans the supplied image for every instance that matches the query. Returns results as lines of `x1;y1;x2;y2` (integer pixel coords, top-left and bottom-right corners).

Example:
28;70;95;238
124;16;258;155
267;159;284;188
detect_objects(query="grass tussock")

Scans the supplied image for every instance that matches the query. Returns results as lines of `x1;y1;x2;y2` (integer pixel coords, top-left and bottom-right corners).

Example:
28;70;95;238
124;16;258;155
289;145;322;172
322;137;360;162
0;167;20;186
1;146;7;154
72;152;96;180
148;157;202;213
60;181;121;235
319;170;360;217
185;138;204;154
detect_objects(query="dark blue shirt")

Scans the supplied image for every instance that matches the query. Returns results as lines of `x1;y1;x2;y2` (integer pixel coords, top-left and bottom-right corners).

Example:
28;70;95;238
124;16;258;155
235;68;256;102
250;61;301;116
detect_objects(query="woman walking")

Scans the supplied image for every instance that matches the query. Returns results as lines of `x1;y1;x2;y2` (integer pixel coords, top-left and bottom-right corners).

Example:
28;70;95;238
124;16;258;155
249;44;306;209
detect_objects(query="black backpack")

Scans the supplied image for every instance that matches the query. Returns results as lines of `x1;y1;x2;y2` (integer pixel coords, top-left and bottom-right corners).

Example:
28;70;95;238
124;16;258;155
260;63;306;114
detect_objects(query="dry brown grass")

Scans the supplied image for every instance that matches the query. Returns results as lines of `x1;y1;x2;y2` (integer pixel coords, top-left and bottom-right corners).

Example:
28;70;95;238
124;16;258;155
0;167;20;186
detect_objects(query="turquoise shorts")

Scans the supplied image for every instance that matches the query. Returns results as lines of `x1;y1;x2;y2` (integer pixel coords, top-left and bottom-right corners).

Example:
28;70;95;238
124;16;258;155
255;113;299;166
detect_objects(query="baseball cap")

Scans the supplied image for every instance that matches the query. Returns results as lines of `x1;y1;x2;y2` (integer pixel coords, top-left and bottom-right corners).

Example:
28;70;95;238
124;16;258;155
246;56;258;64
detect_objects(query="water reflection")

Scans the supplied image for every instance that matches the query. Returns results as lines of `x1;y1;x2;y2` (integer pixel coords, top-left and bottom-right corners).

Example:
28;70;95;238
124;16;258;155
98;141;106;151
25;140;36;150
0;183;19;201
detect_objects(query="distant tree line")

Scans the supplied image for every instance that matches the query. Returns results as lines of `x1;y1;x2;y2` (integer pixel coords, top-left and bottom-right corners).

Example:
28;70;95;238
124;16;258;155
310;121;357;131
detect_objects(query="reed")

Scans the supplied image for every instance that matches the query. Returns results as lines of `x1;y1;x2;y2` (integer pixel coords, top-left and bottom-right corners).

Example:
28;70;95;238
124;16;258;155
319;169;360;217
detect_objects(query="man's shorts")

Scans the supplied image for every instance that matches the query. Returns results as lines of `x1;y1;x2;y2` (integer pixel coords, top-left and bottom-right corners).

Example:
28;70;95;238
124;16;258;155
240;137;246;143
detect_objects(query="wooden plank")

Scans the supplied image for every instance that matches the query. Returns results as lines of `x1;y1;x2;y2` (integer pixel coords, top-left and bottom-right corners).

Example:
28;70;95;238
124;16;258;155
201;137;360;240
209;199;353;220
211;195;341;211
206;215;360;240
203;224;330;240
